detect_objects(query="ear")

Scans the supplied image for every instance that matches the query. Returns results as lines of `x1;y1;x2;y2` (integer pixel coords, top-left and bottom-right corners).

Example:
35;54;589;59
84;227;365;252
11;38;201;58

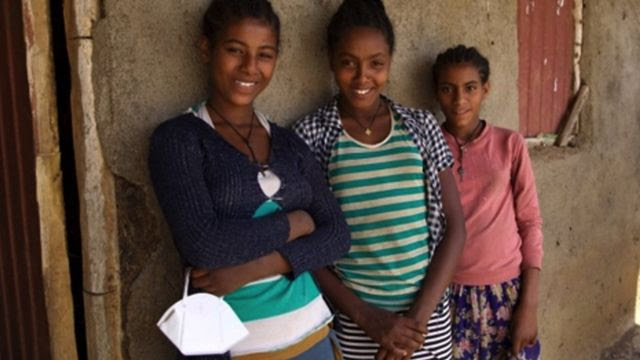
482;80;491;97
199;36;211;63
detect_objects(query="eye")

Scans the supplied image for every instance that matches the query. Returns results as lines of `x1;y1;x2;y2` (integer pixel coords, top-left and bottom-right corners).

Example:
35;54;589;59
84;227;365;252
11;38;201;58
438;85;452;94
226;46;244;55
371;59;386;68
258;50;276;60
340;58;357;69
465;84;478;92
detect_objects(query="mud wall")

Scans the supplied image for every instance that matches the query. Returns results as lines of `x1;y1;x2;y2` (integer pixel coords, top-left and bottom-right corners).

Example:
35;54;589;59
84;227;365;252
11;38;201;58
81;1;640;358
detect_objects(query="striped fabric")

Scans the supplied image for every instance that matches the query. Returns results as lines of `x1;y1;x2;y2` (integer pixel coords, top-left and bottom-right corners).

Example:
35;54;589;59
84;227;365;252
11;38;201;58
191;104;333;357
335;301;453;360
328;115;430;312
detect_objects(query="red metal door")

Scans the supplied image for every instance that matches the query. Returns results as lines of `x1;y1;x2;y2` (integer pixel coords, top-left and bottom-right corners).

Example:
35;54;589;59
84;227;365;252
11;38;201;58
0;1;52;359
518;0;575;137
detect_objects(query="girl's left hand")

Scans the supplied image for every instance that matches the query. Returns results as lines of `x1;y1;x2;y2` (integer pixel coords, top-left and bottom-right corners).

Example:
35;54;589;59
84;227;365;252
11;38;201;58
510;301;538;357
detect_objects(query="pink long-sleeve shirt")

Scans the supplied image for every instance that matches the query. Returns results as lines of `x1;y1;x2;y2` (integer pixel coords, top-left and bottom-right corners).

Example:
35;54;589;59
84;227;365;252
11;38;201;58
442;122;543;286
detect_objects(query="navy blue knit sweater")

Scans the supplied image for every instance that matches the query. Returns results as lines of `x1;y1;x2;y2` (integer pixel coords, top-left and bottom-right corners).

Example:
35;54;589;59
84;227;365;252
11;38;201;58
149;113;350;277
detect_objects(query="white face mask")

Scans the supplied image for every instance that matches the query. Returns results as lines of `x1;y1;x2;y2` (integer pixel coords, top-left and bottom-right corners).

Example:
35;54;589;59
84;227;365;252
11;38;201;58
157;269;249;356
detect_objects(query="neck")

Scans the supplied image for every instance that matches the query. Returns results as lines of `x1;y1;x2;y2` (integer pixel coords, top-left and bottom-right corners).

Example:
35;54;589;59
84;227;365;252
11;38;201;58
338;96;381;120
445;119;483;142
207;96;254;126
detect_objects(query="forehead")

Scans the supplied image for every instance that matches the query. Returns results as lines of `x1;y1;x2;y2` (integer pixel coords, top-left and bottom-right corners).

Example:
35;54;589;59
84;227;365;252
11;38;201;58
334;26;390;56
438;63;483;83
218;18;278;47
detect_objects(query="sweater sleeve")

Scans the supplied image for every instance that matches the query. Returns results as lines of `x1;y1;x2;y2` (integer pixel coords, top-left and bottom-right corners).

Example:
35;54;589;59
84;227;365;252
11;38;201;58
276;132;351;277
511;135;544;270
148;119;290;269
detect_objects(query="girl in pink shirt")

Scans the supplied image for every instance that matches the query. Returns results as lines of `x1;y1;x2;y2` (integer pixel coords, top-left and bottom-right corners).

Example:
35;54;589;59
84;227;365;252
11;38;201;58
433;45;543;360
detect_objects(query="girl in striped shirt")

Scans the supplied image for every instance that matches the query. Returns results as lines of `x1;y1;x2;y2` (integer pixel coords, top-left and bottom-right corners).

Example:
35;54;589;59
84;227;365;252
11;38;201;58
294;1;466;359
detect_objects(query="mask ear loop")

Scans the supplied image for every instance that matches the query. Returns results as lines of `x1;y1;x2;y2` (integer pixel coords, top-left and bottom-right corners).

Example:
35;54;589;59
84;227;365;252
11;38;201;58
179;267;192;347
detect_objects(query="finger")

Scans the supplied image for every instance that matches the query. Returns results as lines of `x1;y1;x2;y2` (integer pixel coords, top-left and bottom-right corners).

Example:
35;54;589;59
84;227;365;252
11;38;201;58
191;275;214;289
396;328;424;349
511;338;523;357
387;347;407;360
191;268;209;278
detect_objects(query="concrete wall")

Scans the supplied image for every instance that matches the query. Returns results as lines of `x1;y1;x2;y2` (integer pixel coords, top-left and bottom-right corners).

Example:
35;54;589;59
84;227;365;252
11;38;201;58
79;0;640;358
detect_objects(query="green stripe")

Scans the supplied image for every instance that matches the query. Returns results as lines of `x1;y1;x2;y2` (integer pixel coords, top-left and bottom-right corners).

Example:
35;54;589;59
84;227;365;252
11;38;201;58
331;173;423;191
343;199;426;219
225;273;320;322
339;267;427;282
349;212;426;233
351;225;429;245
329;158;423;177
337;251;429;271
335;135;412;149
337;186;424;205
330;146;419;163
348;238;427;259
353;278;424;293
352;288;418;303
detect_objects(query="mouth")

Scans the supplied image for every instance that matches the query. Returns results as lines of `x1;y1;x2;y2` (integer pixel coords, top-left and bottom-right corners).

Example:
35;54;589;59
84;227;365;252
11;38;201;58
352;88;374;96
452;108;471;116
235;80;258;88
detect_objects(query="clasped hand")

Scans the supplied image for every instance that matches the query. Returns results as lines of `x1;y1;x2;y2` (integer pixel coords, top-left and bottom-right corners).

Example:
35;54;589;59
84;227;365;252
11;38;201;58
360;306;426;360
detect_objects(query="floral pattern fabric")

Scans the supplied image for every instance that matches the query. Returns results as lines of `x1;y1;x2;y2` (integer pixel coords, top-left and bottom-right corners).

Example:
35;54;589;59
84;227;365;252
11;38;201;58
450;278;540;360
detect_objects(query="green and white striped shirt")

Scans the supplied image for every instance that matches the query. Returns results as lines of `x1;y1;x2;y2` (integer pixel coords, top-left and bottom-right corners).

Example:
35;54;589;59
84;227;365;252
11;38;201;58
329;112;430;312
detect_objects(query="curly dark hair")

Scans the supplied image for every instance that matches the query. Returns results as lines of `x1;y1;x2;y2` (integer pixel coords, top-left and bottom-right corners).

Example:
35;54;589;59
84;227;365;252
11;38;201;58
203;0;281;48
327;0;395;55
432;45;491;84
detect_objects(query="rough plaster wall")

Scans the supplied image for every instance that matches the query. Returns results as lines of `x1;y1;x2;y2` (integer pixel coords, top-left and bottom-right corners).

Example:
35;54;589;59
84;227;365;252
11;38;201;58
89;0;639;358
532;0;640;358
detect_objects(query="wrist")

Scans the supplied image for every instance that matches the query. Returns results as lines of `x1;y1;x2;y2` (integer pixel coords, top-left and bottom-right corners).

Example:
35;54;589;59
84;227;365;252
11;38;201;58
406;306;431;327
351;301;375;328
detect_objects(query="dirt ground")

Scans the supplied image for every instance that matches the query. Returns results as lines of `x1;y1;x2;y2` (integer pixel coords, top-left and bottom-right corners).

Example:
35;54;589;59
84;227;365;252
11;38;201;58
600;326;640;359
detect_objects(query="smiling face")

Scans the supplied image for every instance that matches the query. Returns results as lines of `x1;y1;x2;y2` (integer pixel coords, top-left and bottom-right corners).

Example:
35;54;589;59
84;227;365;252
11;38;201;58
330;26;391;114
436;62;490;131
202;18;278;111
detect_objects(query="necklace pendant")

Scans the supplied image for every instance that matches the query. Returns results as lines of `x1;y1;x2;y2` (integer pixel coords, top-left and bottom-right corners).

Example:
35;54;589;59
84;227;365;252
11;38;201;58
365;128;372;136
457;166;464;180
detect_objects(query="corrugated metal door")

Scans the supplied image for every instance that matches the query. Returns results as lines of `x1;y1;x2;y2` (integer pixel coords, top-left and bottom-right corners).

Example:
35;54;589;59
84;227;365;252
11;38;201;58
0;1;52;359
518;0;575;137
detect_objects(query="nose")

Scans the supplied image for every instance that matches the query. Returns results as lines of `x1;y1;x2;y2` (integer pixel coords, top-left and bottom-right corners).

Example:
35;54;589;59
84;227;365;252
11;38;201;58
241;53;258;75
354;63;367;82
452;88;463;104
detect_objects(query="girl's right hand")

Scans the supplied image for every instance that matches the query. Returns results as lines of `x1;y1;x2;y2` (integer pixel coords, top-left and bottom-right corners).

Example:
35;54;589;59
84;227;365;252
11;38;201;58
358;305;425;358
286;210;316;241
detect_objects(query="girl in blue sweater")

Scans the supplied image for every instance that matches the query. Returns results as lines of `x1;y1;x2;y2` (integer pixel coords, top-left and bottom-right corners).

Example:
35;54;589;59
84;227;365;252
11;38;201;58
149;1;350;359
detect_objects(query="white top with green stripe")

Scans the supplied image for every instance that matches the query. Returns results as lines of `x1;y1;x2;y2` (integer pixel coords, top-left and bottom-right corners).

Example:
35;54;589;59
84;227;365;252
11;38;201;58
329;112;430;312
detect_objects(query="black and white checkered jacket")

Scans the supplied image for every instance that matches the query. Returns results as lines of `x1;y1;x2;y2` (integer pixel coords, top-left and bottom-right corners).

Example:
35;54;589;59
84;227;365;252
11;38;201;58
293;95;454;257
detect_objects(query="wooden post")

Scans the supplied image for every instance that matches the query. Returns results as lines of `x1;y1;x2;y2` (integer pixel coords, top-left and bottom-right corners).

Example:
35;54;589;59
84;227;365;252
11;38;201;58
555;84;590;146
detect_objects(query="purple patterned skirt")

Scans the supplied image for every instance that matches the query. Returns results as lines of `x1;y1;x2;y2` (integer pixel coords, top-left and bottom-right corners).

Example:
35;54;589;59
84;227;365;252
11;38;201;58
450;277;540;360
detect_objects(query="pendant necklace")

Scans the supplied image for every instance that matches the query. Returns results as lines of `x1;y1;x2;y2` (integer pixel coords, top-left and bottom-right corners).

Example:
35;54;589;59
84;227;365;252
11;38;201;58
208;104;282;201
207;104;266;171
452;120;483;181
340;98;383;136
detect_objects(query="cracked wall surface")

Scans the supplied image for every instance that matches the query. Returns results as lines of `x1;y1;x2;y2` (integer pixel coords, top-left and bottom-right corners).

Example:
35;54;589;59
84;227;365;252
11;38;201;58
82;1;640;359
